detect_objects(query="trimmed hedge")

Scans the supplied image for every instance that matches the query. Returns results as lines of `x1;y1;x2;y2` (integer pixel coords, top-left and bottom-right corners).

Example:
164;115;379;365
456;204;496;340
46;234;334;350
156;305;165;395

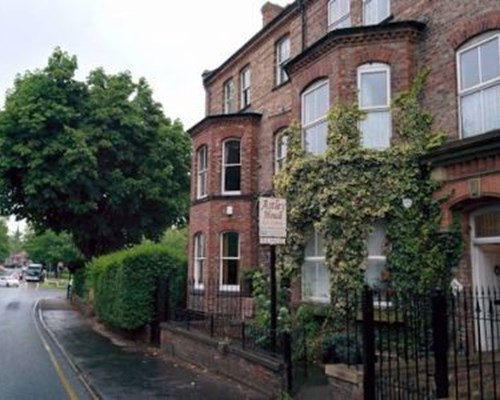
87;243;186;330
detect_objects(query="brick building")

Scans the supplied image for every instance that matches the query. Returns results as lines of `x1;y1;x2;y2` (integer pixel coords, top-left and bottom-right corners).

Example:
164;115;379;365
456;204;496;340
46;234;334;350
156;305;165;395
188;0;500;310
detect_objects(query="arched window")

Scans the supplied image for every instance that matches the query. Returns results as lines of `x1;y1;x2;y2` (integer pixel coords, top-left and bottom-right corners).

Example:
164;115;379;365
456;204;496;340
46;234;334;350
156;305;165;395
275;129;288;174
302;79;329;155
193;233;205;289
358;63;391;149
328;0;351;31
222;139;241;195
196;146;208;199
220;231;240;291
457;31;500;137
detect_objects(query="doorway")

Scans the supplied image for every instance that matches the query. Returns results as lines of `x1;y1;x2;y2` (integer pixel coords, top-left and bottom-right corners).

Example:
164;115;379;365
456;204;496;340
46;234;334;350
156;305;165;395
471;207;500;351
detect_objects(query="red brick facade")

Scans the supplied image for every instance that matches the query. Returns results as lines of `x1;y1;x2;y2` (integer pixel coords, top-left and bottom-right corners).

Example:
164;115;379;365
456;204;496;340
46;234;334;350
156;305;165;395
188;0;500;304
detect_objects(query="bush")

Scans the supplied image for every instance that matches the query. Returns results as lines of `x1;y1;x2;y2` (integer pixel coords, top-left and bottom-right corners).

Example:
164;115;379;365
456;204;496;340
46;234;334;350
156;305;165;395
321;333;362;365
87;243;186;330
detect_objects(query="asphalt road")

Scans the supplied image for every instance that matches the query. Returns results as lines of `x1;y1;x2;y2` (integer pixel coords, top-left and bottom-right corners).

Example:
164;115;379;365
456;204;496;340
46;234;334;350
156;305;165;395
0;282;91;400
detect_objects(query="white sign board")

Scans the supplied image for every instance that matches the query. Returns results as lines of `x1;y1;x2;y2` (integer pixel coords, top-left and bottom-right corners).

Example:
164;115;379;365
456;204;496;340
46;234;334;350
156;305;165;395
259;197;287;245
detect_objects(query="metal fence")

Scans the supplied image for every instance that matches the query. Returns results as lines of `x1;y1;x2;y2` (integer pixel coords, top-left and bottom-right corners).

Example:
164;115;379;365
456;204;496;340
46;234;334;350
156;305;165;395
333;286;500;399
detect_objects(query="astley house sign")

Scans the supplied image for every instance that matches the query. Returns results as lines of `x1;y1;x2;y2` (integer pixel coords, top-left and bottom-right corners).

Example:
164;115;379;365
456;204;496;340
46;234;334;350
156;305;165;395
259;197;287;245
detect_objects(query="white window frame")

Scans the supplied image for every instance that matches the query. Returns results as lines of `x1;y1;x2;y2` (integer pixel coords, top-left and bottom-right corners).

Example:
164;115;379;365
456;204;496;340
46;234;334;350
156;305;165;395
363;0;390;26
223;79;235;114
274;130;288;174
196;146;208;199
457;31;500;138
194;233;205;289
365;220;390;307
328;0;351;31
240;66;251;109
276;36;291;85
357;63;391;149
301;79;330;156
220;232;240;291
302;229;330;303
222;139;241;195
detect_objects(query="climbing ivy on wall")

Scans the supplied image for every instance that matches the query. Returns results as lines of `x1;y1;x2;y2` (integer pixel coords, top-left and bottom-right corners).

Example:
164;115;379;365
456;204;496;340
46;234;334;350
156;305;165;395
274;70;463;301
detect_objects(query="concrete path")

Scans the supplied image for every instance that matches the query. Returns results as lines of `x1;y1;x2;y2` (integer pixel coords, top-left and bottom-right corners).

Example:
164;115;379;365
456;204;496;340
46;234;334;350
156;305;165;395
39;298;267;399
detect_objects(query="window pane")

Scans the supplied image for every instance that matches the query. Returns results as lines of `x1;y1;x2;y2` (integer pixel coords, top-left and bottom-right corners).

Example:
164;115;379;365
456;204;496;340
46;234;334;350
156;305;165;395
225;141;240;164
361;71;387;107
364;0;376;24
316;261;331;300
475;211;500;238
304;230;316;257
361;111;391;149
378;0;390;22
368;221;386;256
305;121;327;155
223;232;239;257
365;258;387;290
483;84;500;132
460;47;480;90
223;259;239;285
481;38;500;83
461;91;482;137
302;261;316;299
224;166;241;191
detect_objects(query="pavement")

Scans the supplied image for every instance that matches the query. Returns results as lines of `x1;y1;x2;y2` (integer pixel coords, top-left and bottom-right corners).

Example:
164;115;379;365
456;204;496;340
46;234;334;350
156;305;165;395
38;297;268;400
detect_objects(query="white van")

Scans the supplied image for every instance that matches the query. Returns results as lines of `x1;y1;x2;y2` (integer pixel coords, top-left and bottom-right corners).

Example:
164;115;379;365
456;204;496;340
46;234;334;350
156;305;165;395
24;264;44;282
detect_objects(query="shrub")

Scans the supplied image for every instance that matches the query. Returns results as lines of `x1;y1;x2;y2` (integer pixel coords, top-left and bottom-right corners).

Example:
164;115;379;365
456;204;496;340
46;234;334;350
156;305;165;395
87;243;186;330
321;333;362;365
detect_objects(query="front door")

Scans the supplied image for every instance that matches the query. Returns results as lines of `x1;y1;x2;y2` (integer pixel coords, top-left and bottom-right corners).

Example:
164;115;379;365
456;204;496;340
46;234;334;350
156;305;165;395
471;207;500;351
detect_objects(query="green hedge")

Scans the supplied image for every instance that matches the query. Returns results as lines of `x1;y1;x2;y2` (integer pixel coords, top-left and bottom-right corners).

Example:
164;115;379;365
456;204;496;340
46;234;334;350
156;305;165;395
87;243;186;330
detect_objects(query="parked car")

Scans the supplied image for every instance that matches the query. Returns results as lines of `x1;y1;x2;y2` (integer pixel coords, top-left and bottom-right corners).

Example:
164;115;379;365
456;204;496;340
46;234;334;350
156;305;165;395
24;263;44;282
0;274;20;287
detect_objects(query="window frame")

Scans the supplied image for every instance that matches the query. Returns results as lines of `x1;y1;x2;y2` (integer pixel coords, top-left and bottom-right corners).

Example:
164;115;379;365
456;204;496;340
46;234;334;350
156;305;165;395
274;129;288;174
240;66;251;109
276;36;291;86
196;146;208;199
328;0;351;31
221;138;241;195
223;78;235;114
220;231;240;292
301;229;330;303
357;63;392;149
194;233;205;290
301;79;330;156
363;0;390;26
457;31;500;138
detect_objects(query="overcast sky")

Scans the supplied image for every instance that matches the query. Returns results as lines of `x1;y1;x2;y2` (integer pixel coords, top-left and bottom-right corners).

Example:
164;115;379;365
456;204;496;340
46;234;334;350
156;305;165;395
0;0;291;233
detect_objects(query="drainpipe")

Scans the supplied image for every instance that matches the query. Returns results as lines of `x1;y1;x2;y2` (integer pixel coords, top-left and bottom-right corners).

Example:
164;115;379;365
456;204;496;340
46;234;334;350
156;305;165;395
300;0;307;50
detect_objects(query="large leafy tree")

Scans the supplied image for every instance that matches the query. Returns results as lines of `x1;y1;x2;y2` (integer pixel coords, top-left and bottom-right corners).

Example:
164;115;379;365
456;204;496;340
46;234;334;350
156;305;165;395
23;228;82;269
0;49;190;258
0;218;10;262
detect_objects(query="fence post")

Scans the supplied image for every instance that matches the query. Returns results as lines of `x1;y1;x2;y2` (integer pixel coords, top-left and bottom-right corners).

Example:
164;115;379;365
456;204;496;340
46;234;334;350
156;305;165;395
283;331;293;394
432;288;449;399
362;285;375;400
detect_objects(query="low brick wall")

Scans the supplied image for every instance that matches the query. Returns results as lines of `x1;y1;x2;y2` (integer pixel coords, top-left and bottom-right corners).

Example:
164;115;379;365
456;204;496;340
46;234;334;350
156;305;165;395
325;364;363;400
161;323;283;398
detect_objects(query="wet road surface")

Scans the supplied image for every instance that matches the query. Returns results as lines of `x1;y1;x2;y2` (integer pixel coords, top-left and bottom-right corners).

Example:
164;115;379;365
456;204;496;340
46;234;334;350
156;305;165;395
0;283;91;400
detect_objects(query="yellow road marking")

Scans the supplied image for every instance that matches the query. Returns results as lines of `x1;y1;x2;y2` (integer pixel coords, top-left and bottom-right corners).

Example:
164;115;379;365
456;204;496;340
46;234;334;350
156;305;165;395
33;301;79;400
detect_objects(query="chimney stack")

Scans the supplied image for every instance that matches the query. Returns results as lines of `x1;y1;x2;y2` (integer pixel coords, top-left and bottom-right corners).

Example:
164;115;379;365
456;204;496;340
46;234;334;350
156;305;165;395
261;2;284;27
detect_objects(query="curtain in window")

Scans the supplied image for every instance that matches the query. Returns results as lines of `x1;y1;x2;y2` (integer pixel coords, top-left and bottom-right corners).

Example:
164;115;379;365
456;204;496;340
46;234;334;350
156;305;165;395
360;111;391;149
